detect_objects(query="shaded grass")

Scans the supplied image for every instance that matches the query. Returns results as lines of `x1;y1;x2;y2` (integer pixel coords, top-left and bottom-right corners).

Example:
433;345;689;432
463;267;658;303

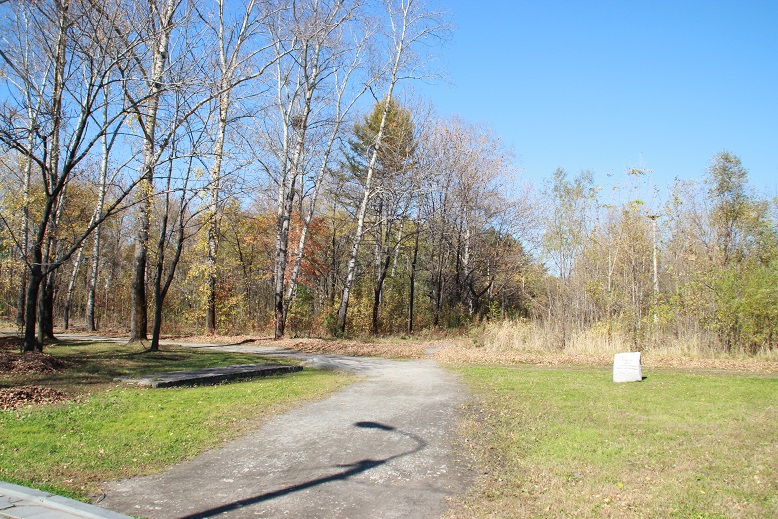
0;342;352;500
450;366;778;518
0;340;296;391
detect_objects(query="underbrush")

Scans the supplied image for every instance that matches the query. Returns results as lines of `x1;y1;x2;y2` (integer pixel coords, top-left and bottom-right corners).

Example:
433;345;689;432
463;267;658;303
436;320;778;373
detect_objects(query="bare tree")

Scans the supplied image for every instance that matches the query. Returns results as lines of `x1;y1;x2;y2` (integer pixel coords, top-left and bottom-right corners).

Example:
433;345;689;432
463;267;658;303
0;0;138;351
336;0;445;335
196;0;274;334
281;0;377;335
148;102;207;351
120;0;184;343
253;0;369;338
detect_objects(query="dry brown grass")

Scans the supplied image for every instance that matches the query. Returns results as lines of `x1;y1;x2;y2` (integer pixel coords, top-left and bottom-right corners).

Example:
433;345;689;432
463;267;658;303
435;320;778;374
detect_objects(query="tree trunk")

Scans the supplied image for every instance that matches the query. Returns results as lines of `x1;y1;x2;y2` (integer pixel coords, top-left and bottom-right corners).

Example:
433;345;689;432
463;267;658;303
150;187;188;351
36;1;69;344
371;252;393;335
16;133;34;328
86;93;111;331
338;96;396;335
337;0;414;335
206;86;229;335
40;184;68;341
130;178;151;342
408;226;419;334
23;265;43;353
63;245;85;329
129;0;177;343
283;109;346;327
150;208;168;352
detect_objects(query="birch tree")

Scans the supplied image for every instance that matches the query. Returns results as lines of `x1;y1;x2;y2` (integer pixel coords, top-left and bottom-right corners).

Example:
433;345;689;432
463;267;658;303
0;0;137;351
281;1;376;334
196;0;273;334
255;0;369;338
121;0;242;342
336;0;444;335
121;0;183;343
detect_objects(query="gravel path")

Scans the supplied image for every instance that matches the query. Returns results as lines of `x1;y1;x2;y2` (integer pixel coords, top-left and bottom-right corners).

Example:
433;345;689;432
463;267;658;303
97;343;471;518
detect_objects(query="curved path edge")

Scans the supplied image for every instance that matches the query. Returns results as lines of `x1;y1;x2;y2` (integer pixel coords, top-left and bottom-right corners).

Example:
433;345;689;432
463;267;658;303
47;336;474;518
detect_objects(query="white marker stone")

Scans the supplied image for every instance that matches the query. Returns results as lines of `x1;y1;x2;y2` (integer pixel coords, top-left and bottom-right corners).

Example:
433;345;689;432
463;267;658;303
613;352;642;383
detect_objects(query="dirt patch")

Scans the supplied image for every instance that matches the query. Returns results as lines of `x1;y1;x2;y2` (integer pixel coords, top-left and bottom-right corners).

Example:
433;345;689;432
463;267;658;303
286;338;426;359
0;385;69;411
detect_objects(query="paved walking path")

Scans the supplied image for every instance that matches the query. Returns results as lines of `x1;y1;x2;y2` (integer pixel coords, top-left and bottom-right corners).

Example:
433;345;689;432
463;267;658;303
2;335;471;518
99;345;470;518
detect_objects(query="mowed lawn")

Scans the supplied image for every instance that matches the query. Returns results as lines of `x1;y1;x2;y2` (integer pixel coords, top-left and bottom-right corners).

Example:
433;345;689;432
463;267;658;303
452;366;777;518
0;342;352;500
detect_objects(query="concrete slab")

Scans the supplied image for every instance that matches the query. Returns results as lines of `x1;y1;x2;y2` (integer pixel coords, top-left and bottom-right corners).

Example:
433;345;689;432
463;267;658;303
120;363;302;388
0;482;132;519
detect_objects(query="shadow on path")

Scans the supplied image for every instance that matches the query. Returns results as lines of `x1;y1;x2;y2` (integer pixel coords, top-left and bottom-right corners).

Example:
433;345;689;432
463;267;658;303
177;421;426;519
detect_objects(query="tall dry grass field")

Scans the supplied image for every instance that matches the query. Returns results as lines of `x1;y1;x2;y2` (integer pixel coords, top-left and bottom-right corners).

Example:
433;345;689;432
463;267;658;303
436;320;778;373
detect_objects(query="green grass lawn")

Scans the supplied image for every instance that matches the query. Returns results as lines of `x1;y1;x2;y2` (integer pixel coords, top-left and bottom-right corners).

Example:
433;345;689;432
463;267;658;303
451;366;778;518
0;342;352;499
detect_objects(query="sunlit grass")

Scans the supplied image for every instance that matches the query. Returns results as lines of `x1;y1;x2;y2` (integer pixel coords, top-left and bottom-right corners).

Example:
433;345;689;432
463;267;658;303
0;342;352;499
451;366;778;518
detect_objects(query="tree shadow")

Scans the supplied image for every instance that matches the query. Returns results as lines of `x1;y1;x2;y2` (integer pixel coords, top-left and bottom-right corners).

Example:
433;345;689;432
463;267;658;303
177;421;426;519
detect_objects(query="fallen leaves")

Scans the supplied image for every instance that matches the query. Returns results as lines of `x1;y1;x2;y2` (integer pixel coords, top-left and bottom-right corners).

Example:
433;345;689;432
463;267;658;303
287;339;425;359
0;385;68;411
1;343;69;411
171;335;428;359
0;350;65;374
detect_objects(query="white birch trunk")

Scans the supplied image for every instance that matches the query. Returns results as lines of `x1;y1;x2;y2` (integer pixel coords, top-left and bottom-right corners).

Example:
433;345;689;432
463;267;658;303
336;0;421;334
130;0;178;342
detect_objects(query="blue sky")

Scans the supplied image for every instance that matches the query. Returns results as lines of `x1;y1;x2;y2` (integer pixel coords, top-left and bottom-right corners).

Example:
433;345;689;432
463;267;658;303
419;0;778;198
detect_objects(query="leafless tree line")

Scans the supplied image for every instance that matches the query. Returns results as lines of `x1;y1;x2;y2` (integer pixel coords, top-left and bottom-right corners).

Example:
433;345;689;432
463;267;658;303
2;0;538;350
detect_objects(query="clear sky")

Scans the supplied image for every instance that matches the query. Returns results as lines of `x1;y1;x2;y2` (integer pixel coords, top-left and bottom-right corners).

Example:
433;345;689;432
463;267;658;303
419;0;778;198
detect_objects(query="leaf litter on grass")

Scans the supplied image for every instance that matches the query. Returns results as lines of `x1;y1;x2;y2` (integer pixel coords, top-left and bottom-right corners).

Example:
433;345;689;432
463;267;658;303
1;338;70;410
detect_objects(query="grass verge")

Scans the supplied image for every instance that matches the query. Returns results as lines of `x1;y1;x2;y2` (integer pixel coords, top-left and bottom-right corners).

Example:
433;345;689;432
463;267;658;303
0;342;352;500
450;365;777;518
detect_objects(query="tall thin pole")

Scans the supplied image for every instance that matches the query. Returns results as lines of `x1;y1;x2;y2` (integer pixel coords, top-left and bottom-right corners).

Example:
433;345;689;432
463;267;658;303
647;214;660;325
648;215;659;294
